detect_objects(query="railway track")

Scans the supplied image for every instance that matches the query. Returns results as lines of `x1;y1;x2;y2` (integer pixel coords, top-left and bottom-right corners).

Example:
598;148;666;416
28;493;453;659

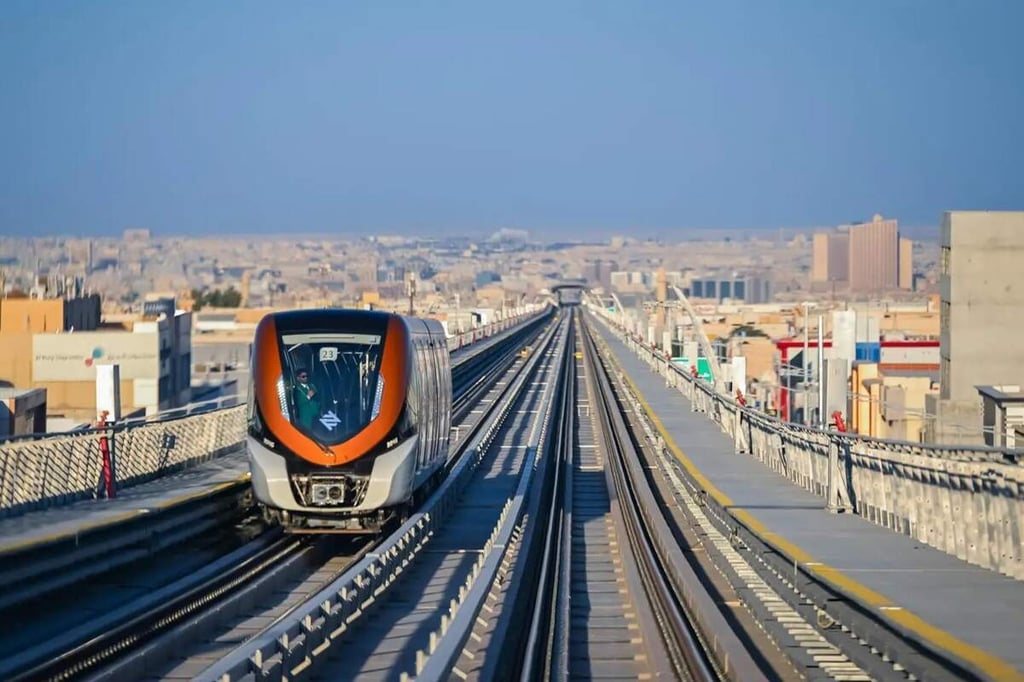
514;308;663;680
473;309;767;681
195;308;571;680
394;308;778;682
577;311;768;681
0;318;549;682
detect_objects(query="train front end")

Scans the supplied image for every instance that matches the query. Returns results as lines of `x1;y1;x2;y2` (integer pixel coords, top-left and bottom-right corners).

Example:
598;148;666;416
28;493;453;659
245;310;415;532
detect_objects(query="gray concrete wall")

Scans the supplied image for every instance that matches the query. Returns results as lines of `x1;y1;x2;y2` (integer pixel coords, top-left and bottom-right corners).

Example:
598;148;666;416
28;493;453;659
936;211;1024;442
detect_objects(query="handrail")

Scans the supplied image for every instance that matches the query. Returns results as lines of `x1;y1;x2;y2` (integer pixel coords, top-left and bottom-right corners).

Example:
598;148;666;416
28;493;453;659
584;301;1024;581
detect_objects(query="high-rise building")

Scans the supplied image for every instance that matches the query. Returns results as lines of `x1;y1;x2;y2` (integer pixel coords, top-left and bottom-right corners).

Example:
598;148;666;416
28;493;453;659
811;231;850;290
811;233;829;283
925;211;1024;444
848;214;899;292
899;237;914;290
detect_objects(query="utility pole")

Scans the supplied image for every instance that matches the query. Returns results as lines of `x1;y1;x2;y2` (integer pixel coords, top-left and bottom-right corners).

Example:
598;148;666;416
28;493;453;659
803;301;810;426
817;314;825;428
455;292;462;333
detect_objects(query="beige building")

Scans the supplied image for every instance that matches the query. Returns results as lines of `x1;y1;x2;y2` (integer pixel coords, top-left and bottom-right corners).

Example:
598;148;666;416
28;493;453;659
899;237;913;290
0;387;47;438
850;363;936;442
812;217;911;293
849;214;900;292
0;295;192;422
0;294;101;334
926;211;1024;444
811;231;850;289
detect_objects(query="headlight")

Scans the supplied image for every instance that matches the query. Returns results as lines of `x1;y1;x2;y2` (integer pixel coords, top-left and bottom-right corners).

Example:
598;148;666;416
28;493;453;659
370;377;385;421
276;376;290;420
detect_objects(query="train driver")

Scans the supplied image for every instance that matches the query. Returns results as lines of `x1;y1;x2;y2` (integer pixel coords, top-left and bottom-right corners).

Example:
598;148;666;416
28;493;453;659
293;368;321;429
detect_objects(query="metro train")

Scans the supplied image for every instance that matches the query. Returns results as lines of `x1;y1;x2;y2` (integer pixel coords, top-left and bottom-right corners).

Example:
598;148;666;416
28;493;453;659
246;308;452;532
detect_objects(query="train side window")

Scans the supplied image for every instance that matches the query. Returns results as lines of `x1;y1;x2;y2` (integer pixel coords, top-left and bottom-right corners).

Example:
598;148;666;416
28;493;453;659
440;332;451;439
407;340;420;439
420;339;432;468
432;340;443;463
423;340;432;464
438;341;446;462
415;340;424;467
421;338;432;466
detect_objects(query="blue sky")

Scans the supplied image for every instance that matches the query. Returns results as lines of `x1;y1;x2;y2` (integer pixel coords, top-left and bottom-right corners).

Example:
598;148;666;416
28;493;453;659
1;1;1021;238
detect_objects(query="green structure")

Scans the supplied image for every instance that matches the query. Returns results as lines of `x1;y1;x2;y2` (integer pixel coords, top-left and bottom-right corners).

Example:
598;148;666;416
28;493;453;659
671;356;712;384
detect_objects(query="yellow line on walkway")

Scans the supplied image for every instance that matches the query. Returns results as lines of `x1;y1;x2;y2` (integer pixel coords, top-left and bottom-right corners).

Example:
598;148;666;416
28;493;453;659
613;351;1024;682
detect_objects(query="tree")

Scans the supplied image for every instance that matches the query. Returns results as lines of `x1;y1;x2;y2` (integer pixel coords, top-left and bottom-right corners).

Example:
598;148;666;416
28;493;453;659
730;324;768;339
191;286;242;310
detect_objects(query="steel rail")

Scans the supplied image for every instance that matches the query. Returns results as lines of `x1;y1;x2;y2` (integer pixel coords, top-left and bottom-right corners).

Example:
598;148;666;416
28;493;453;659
581;316;768;682
0;480;253;613
588;311;988;682
193;311;566;681
518;312;576;681
1;313;554;682
399;311;572;682
0;311;544;611
583;319;716;680
6;531;304;682
80;332;535;682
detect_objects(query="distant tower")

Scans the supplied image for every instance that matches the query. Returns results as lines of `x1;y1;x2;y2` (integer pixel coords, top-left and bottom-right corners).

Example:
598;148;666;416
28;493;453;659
240;270;251;308
655;266;667;328
407;272;417;316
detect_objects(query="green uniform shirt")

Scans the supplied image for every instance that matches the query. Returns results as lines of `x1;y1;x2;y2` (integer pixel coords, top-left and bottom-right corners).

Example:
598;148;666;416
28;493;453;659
294;382;320;428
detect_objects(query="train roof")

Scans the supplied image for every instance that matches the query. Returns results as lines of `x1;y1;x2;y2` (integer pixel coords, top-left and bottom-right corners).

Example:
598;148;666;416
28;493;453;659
266;308;445;336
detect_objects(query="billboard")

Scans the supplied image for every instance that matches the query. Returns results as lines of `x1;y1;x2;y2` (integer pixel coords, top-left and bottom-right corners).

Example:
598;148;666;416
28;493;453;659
33;332;159;381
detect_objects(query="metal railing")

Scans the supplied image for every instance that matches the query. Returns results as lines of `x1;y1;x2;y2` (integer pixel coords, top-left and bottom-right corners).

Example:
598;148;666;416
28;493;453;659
0;406;247;520
585;303;1024;581
0;305;551;519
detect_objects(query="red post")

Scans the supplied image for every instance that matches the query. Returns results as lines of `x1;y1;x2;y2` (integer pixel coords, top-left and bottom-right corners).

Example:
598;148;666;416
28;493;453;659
831;410;847;433
97;410;116;499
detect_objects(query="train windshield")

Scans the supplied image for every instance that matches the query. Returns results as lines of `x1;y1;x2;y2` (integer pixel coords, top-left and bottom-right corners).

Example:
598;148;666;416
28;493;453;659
278;331;386;445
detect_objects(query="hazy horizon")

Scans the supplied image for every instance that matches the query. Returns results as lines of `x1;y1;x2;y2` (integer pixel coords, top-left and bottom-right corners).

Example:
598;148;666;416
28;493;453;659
2;1;1021;238
0;222;943;245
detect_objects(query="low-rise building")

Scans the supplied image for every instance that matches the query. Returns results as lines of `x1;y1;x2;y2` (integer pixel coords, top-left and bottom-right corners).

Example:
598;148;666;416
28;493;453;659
976;385;1024;449
0;295;192;421
0;387;47;438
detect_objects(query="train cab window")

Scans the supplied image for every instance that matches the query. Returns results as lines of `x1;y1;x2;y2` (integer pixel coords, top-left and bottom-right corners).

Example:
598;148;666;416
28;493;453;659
278;331;386;445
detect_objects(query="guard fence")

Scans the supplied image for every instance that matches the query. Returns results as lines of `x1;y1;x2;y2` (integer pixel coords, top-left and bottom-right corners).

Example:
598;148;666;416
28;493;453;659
586;304;1024;581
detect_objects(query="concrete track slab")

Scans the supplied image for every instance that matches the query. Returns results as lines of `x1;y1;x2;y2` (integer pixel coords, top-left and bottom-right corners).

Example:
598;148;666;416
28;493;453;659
0;451;249;555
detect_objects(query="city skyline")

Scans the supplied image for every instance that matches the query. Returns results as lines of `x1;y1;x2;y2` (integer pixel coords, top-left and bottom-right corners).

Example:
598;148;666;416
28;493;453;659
0;220;947;244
